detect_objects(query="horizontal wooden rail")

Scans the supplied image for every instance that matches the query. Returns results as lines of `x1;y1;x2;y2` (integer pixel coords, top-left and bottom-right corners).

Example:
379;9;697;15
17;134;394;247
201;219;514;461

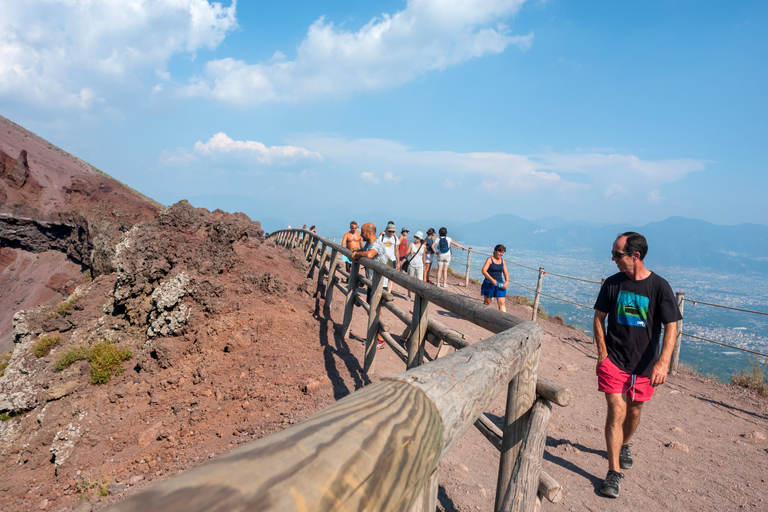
268;229;567;511
106;313;542;512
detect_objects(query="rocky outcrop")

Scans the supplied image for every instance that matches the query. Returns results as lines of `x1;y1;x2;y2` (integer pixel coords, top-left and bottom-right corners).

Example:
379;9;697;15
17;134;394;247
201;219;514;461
0;212;91;266
0;149;29;187
0;308;46;413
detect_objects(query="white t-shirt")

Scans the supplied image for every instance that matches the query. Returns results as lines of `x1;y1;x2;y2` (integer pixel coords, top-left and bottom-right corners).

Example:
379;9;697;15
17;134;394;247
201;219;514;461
407;242;425;268
379;233;399;261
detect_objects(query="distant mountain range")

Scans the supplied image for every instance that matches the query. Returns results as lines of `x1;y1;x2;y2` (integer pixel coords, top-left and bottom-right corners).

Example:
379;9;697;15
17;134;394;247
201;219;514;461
453;214;768;275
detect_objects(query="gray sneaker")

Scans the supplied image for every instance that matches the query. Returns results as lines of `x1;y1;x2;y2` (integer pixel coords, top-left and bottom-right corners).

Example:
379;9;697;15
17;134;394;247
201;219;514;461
619;444;634;469
600;470;623;498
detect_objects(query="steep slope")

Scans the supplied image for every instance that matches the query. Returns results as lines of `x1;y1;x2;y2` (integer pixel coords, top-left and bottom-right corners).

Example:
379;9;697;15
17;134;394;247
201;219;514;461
0;201;343;511
0;115;160;352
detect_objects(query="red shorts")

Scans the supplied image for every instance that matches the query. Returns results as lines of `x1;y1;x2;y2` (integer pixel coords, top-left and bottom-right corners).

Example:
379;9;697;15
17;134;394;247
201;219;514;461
597;357;655;402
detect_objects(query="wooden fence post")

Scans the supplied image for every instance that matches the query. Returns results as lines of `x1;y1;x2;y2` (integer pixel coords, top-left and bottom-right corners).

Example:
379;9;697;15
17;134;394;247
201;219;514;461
304;234;316;260
307;240;323;279
464;248;472;287
340;262;361;339
670;292;685;374
494;344;541;512
407;295;430;370
502;398;553;512
324;249;340;302
531;268;545;322
363;272;385;374
408;468;439;512
314;243;330;296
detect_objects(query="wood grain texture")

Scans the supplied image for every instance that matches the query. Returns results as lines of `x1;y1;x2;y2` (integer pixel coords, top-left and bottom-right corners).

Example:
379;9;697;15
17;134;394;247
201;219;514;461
340;262;360;339
538;468;564;503
105;381;444;512
407;295;430;369
324;249;340;303
364;272;385;374
495;346;541;512
502;398;553;512
385;321;542;458
535;377;572;407
408;468;439;512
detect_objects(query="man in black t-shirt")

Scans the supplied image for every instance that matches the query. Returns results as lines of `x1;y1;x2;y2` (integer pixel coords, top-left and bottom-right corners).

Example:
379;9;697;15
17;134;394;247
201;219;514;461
593;232;682;498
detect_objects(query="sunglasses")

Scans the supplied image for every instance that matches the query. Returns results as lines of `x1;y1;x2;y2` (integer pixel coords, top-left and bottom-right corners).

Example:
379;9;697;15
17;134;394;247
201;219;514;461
611;251;633;259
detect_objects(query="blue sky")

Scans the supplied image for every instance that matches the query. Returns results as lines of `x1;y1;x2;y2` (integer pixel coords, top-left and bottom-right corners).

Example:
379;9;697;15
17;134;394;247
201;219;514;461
1;0;766;233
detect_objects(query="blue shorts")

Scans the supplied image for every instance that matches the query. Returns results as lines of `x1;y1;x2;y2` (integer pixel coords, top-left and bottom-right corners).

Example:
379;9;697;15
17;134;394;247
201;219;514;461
343;255;352;264
481;280;506;298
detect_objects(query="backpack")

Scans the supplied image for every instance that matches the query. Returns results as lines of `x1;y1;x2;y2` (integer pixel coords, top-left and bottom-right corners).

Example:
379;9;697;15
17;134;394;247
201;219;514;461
438;237;450;254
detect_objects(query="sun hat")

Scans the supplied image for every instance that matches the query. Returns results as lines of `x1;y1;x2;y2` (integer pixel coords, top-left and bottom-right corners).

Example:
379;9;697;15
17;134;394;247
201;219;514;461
414;231;424;239
401;227;409;233
386;221;396;231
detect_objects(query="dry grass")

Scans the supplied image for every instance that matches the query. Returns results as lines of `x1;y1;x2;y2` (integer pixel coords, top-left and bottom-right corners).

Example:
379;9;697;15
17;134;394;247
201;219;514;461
33;335;62;358
731;355;768;398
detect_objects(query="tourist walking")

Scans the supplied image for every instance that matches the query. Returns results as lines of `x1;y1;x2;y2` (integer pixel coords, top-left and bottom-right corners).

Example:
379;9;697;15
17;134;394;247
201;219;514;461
378;221;400;293
593;232;682;498
433;227;466;288
398;227;409;270
403;231;426;301
481;244;509;312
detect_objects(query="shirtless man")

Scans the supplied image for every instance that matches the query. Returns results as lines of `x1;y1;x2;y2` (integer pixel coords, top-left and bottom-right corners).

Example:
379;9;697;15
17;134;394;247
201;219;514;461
340;221;363;273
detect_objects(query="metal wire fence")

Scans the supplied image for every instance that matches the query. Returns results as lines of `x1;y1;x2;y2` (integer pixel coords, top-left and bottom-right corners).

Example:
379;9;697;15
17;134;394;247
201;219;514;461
449;246;768;364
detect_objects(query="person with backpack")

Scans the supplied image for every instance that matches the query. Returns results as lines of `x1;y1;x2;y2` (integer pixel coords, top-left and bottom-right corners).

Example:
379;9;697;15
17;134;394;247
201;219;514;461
433;227;466;288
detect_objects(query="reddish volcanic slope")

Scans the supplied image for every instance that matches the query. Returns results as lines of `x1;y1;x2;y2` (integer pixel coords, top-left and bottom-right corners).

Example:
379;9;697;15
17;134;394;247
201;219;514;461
0;114;160;352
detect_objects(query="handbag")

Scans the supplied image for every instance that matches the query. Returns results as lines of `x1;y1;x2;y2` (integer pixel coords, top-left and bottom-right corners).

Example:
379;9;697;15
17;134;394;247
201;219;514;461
402;243;422;273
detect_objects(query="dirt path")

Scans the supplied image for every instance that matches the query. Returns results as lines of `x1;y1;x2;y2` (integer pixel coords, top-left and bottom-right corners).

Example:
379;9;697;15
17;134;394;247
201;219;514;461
333;272;768;511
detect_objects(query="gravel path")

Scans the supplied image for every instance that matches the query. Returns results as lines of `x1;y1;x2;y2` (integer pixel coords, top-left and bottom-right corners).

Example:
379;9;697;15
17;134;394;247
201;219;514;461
340;271;768;511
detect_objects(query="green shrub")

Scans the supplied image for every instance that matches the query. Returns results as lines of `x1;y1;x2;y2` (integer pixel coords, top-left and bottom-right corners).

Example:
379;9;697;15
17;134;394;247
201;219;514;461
0;351;10;378
89;341;132;384
76;469;110;500
55;346;91;372
33;335;62;357
55;341;132;384
731;355;768;398
57;295;79;317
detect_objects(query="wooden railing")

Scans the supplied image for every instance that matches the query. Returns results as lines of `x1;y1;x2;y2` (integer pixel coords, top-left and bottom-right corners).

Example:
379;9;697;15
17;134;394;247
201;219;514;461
105;229;572;512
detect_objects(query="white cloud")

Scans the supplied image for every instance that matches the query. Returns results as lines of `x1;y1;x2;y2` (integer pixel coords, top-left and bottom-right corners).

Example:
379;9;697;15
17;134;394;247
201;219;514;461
193;132;322;165
384;171;402;184
0;0;237;109
292;134;708;203
605;183;627;197
361;171;380;184
530;170;560;181
647;189;665;203
181;0;532;105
